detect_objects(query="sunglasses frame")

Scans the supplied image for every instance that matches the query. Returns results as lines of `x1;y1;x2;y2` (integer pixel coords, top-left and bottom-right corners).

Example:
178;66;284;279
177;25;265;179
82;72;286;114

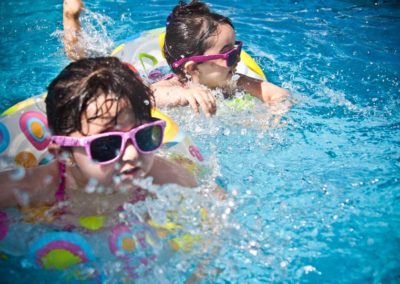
51;119;166;165
172;41;243;69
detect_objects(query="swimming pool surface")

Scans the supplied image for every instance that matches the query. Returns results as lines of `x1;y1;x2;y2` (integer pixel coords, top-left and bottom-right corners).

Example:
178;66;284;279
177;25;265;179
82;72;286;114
1;0;399;283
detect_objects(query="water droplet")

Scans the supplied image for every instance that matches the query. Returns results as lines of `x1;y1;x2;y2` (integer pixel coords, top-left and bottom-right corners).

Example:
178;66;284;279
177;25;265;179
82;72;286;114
10;167;25;181
85;178;98;194
303;265;316;274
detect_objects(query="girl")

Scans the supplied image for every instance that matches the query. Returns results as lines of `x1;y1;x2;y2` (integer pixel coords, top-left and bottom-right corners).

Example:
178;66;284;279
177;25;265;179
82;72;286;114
152;0;290;117
0;57;196;225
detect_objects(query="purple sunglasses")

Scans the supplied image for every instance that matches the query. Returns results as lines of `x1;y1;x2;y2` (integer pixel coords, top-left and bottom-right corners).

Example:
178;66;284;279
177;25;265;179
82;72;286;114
172;41;243;69
51;119;166;165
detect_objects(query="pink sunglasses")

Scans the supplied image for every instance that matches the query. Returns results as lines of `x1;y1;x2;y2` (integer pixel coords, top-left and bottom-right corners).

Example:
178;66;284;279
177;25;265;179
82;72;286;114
172;41;243;68
51;119;166;165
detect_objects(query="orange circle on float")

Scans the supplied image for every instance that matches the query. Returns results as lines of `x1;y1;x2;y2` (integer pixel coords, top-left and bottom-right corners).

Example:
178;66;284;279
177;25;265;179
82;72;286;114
31;121;44;138
121;237;136;252
15;151;37;168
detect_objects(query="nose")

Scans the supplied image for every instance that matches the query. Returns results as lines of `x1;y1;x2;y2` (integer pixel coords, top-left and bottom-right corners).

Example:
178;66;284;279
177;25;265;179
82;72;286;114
120;139;140;163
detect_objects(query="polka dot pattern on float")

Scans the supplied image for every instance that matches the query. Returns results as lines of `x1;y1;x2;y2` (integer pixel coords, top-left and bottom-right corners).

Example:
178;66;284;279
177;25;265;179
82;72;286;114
109;224;137;256
189;145;204;161
0;122;10;154
19;111;50;151
15;151;38;168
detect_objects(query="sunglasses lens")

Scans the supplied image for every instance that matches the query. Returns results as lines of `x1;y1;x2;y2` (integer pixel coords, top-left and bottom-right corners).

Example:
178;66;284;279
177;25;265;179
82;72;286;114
227;49;240;67
90;135;122;163
135;125;163;152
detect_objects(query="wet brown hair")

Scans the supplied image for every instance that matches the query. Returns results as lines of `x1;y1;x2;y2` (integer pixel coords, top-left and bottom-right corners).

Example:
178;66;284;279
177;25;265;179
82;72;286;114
46;57;154;135
164;0;234;78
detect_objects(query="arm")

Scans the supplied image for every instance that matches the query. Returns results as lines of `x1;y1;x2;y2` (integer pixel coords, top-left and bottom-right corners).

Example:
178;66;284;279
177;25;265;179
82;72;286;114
151;78;217;117
63;0;85;60
0;163;58;208
237;73;291;114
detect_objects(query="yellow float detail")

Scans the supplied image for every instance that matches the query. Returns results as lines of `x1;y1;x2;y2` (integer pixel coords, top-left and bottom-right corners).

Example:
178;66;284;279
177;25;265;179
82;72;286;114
41;249;82;270
169;234;202;252
151;108;179;144
111;44;125;56
79;216;105;231
159;31;166;58
240;50;266;80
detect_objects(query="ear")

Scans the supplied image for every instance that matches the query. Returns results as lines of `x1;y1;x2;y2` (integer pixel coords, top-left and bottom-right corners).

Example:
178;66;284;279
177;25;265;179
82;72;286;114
183;61;199;76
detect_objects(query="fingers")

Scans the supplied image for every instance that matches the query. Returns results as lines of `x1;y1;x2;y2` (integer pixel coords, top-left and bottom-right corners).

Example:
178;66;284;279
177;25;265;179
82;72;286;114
178;86;217;117
191;89;217;117
197;92;216;117
186;94;200;114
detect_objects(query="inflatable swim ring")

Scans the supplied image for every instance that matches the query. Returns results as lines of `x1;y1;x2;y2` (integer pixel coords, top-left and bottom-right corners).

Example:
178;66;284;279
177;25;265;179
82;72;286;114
0;208;159;280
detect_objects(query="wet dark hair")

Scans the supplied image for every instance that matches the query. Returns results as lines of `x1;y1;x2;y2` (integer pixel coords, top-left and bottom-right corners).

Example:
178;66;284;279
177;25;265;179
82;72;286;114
46;57;154;135
164;0;234;78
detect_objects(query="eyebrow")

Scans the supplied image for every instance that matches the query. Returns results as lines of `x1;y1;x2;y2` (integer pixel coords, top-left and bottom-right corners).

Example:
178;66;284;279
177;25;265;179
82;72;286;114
219;42;235;53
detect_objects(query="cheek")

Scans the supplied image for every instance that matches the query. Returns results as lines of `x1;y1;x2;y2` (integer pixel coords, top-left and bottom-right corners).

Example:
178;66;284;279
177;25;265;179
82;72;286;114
197;63;231;88
73;150;115;184
141;154;155;173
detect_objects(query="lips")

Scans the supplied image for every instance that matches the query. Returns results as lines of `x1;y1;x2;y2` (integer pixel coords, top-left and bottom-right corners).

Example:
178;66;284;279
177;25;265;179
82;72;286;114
119;167;140;178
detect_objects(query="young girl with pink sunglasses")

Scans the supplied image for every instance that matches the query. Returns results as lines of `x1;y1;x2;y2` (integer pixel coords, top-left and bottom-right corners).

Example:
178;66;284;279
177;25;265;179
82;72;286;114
0;57;196;223
152;0;290;117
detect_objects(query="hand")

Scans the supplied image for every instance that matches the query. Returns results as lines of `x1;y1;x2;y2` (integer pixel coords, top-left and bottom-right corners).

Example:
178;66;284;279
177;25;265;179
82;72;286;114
64;0;84;19
178;85;217;117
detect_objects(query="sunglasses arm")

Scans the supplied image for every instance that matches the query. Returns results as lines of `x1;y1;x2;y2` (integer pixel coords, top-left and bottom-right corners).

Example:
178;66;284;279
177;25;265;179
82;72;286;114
51;136;86;147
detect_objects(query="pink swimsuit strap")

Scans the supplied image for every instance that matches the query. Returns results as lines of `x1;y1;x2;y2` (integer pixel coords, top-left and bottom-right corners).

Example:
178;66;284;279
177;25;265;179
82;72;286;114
55;162;66;202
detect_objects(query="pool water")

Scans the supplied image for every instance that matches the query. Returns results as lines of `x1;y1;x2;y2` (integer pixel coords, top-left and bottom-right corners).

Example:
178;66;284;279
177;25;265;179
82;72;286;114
1;0;400;283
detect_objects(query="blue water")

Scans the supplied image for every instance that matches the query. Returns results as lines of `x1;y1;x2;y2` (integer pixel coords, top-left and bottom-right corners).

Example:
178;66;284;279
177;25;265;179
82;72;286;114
1;0;400;283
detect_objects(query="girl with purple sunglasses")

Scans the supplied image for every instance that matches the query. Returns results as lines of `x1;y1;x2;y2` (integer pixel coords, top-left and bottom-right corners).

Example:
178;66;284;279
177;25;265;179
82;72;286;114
0;57;196;221
152;0;290;117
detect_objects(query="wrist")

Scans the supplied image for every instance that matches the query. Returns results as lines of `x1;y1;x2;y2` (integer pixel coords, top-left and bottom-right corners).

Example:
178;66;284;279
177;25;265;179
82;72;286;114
64;11;80;20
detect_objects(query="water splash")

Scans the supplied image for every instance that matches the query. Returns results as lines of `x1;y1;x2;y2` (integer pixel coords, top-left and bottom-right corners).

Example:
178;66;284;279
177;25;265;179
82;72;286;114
53;8;114;57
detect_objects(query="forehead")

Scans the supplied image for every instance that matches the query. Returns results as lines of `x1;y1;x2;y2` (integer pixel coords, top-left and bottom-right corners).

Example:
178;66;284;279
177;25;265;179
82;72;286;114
82;94;135;132
206;23;236;52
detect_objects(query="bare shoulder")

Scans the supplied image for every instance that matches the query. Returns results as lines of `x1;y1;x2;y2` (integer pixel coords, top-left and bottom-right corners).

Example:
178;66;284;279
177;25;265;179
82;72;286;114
150;156;197;188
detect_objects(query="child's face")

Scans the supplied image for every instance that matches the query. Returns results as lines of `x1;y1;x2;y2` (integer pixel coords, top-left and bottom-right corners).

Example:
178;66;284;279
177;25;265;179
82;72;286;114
191;23;238;89
68;95;155;187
